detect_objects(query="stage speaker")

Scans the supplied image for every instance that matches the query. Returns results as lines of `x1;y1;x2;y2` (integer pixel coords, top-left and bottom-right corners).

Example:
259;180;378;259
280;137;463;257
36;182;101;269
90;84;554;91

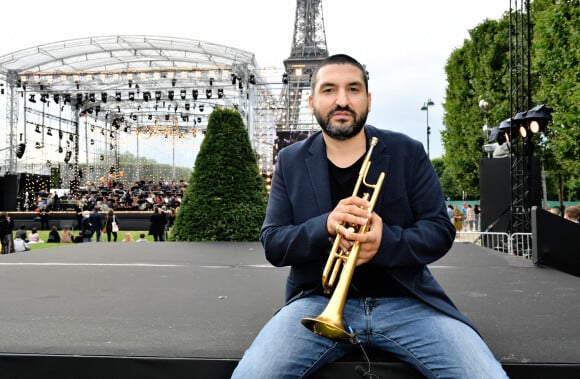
479;157;542;235
0;174;19;211
532;206;580;277
479;158;512;233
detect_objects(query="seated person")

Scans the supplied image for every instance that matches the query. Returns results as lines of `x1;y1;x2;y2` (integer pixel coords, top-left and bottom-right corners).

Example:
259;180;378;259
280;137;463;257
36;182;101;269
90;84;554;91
15;225;28;242
563;205;580;223
47;226;61;243
28;227;44;244
136;233;147;242
121;232;134;242
61;226;73;243
13;235;31;252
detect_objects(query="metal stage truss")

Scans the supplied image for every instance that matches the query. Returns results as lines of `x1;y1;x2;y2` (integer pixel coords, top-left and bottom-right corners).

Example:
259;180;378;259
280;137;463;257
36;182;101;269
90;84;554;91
0;35;304;194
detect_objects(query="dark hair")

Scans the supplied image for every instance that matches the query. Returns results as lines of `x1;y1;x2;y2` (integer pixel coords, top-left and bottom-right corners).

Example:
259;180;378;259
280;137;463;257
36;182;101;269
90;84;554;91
310;54;369;93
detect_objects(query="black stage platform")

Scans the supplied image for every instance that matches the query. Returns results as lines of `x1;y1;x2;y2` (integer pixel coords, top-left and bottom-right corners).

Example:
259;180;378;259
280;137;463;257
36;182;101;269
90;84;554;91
0;241;578;378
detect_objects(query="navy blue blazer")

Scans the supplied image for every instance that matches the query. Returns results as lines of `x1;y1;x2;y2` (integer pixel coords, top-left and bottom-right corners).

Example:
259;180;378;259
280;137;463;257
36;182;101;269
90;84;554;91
261;125;475;330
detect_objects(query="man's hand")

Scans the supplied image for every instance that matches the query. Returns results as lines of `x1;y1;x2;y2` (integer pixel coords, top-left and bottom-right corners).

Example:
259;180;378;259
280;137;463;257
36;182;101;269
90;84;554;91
327;196;383;266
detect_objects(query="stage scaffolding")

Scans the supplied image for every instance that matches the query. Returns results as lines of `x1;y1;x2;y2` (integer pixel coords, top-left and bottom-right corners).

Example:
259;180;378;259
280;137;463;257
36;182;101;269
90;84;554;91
0;35;291;197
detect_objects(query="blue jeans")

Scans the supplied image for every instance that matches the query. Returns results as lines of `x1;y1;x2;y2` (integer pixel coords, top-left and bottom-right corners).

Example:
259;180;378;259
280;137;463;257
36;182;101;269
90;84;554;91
232;296;507;378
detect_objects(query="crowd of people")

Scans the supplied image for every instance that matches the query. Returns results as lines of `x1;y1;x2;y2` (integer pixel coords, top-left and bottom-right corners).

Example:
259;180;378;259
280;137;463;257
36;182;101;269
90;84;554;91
20;179;187;214
0;202;177;253
448;203;481;232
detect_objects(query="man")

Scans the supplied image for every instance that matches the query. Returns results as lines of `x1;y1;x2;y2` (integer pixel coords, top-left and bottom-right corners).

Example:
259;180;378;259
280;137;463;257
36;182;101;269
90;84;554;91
89;207;103;242
232;54;507;378
39;203;50;230
0;212;14;254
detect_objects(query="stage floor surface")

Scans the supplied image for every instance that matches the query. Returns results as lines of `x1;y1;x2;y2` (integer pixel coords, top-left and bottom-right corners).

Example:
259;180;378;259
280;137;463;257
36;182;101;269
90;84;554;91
0;241;578;377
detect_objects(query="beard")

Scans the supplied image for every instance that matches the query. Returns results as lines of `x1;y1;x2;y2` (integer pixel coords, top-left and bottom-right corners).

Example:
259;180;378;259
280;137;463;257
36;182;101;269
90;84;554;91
314;105;368;141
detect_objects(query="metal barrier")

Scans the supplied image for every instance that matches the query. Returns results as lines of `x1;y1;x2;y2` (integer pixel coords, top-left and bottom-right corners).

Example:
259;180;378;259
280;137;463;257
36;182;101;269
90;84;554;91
455;231;533;258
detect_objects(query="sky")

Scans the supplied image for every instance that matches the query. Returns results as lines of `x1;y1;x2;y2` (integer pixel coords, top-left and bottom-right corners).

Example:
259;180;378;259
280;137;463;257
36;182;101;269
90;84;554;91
0;0;510;160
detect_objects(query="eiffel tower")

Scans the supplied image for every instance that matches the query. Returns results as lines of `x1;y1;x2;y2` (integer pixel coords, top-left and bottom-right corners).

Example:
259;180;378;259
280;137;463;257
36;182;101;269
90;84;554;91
278;0;329;134
251;0;329;177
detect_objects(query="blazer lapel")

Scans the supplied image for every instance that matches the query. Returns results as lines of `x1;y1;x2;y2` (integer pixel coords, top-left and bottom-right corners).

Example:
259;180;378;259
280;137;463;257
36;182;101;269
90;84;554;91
305;134;333;213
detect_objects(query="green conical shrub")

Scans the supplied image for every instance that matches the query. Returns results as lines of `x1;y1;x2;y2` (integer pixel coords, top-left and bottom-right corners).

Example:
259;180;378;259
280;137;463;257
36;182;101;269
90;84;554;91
171;107;268;241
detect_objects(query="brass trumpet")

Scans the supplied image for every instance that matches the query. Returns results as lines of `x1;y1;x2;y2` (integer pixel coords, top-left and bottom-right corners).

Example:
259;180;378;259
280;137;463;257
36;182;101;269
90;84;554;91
301;137;385;343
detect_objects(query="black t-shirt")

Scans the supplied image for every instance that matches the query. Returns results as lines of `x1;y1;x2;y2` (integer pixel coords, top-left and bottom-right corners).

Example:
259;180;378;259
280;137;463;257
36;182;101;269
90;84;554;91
327;156;408;298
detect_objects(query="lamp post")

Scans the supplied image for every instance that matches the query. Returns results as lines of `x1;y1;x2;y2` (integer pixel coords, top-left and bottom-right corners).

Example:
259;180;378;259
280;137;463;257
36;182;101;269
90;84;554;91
420;98;434;158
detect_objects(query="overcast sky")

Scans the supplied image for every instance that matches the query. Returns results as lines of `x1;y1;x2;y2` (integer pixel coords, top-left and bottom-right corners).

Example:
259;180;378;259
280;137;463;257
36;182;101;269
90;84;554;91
0;0;510;159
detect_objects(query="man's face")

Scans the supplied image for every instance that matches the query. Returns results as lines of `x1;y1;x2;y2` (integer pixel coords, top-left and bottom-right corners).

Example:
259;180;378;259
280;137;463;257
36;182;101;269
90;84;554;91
308;63;371;140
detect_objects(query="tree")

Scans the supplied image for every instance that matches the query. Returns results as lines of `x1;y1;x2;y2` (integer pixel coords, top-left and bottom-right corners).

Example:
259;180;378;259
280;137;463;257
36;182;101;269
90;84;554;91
531;0;580;203
441;16;511;199
171;108;268;241
441;4;580;202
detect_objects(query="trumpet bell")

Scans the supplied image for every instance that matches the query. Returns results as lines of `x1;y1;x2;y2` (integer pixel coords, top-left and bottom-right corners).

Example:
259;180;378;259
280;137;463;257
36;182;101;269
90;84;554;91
301;317;354;344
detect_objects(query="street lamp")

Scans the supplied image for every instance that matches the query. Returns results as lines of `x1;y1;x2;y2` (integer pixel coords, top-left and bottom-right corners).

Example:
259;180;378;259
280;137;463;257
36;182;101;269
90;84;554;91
420;98;435;158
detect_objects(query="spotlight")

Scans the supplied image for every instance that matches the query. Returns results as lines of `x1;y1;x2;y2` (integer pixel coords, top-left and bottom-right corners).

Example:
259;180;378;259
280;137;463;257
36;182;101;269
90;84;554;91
206;89;212;99
29;94;36;103
40;94;48;103
217;88;224;99
148;114;152;120
180;90;186;100
35;125;41;133
53;94;60;104
129;92;135;101
168;90;174;100
231;74;237;85
35;142;42;149
525;104;553;134
47;127;52;136
171;78;177;87
249;74;256;85
143;91;151;101
64;150;72;163
101;92;108;103
58;146;63;153
64;94;71;104
199;104;204;112
282;73;289;84
76;93;84;106
209;78;214;86
185;103;190;111
165;114;170;121
88;93;95;102
155;91;162;101
192;89;198;100
116;92;122;101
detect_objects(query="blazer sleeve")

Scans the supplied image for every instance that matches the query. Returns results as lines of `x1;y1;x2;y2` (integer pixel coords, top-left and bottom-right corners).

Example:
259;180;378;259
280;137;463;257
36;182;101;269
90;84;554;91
260;148;332;268
371;140;456;268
